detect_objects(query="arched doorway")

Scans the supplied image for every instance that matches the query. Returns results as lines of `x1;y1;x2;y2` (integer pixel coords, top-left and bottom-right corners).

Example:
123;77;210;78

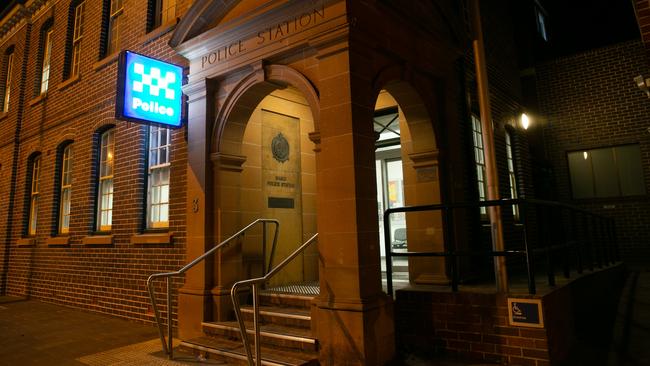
209;66;320;319
373;83;446;288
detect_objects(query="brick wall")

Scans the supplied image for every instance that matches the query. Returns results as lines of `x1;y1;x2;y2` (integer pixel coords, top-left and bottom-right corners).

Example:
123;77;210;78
395;264;625;366
396;290;551;366
0;0;191;325
536;40;650;263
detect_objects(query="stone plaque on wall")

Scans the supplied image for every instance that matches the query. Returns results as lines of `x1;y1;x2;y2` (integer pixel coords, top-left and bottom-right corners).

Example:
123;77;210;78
262;110;301;208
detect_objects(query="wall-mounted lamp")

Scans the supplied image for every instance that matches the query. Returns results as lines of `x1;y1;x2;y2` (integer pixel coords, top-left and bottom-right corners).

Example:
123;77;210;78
634;75;650;97
520;112;530;130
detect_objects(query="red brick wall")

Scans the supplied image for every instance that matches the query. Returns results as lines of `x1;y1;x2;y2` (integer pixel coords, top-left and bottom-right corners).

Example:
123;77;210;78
535;40;650;263
0;0;191;325
396;290;550;366
634;0;650;56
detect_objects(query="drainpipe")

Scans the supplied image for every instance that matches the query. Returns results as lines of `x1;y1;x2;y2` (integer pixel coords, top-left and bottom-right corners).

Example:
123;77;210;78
470;0;508;292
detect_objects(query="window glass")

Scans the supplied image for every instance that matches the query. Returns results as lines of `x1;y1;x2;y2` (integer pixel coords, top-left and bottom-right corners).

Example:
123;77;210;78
148;126;170;228
568;145;646;199
505;131;519;219
107;0;123;55
97;129;114;230
29;156;41;236
471;115;487;215
41;28;53;94
156;0;176;27
60;145;73;234
590;148;618;198
71;2;85;77
3;52;13;112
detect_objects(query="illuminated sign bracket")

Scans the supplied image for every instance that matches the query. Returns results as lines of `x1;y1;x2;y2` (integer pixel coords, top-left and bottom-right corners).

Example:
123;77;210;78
115;50;185;129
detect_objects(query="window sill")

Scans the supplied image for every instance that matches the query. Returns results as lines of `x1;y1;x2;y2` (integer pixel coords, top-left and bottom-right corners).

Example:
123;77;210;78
17;238;35;247
57;74;81;91
28;93;48;107
131;232;172;245
46;236;70;246
92;51;120;72
0;111;7;121
139;21;177;45
82;234;113;246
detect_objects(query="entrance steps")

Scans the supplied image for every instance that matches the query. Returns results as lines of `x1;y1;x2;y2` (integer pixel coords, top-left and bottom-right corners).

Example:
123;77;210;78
180;292;319;365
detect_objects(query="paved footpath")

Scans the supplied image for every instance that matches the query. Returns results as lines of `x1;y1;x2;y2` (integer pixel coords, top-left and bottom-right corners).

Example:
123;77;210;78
0;296;205;365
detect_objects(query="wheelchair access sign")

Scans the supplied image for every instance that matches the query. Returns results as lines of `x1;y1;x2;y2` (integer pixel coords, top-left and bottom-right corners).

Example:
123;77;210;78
115;51;184;128
508;298;544;328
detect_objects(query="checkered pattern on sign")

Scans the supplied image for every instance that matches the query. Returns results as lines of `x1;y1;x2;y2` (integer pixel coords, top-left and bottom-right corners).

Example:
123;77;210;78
132;63;176;100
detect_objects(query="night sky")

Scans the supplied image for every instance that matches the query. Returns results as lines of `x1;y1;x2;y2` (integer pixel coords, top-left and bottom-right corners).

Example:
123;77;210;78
0;0;642;59
543;0;640;56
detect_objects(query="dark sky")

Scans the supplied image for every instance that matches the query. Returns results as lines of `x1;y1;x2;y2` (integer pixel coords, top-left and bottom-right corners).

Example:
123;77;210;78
543;0;639;56
0;0;641;56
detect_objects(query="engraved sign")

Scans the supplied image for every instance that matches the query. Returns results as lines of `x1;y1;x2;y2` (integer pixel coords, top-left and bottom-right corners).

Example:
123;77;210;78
272;133;290;163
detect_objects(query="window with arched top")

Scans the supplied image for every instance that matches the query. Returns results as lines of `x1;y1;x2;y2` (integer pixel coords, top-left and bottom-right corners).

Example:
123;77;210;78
26;153;42;236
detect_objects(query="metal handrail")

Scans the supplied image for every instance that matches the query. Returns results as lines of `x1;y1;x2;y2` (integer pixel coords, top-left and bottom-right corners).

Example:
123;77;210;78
383;198;617;296
146;219;280;359
231;233;319;366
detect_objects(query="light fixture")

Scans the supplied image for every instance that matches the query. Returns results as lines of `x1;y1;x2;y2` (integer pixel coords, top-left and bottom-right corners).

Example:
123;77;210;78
583;151;588;160
520;113;530;130
634;75;650;98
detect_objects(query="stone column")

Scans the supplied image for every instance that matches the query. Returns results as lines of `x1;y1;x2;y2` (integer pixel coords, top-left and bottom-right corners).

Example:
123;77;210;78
178;79;214;339
314;45;395;365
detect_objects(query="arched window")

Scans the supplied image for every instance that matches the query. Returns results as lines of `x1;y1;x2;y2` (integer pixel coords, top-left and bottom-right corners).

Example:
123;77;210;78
63;0;85;79
96;128;115;231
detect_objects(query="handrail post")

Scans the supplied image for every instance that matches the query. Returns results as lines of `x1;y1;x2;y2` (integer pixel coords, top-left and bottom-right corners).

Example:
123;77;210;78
544;205;555;287
570;209;583;274
253;283;262;366
167;276;173;359
384;210;394;297
583;214;594;271
444;207;459;292
262;223;267;276
521;200;536;295
561;207;570;279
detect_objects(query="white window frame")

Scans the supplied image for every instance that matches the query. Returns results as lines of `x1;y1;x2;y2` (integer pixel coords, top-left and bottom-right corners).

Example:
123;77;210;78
59;145;73;234
97;129;114;231
471;115;488;216
147;126;171;229
505;131;519;219
3;52;13;112
40;28;53;94
29;156;41;236
107;0;124;55
71;2;85;77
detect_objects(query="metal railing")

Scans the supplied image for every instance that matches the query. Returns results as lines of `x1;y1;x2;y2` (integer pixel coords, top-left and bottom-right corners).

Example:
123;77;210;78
231;233;318;366
383;198;618;296
146;219;280;359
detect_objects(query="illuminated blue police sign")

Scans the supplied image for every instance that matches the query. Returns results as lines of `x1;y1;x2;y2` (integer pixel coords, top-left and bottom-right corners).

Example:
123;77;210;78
116;51;183;128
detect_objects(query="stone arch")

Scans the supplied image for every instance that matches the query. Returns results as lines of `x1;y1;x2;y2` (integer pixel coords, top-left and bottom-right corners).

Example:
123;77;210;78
372;64;439;153
212;64;319;155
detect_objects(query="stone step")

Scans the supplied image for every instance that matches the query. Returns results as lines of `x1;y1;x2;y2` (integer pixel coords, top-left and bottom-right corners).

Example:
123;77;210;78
240;305;311;329
259;292;314;309
203;321;318;352
180;336;319;366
